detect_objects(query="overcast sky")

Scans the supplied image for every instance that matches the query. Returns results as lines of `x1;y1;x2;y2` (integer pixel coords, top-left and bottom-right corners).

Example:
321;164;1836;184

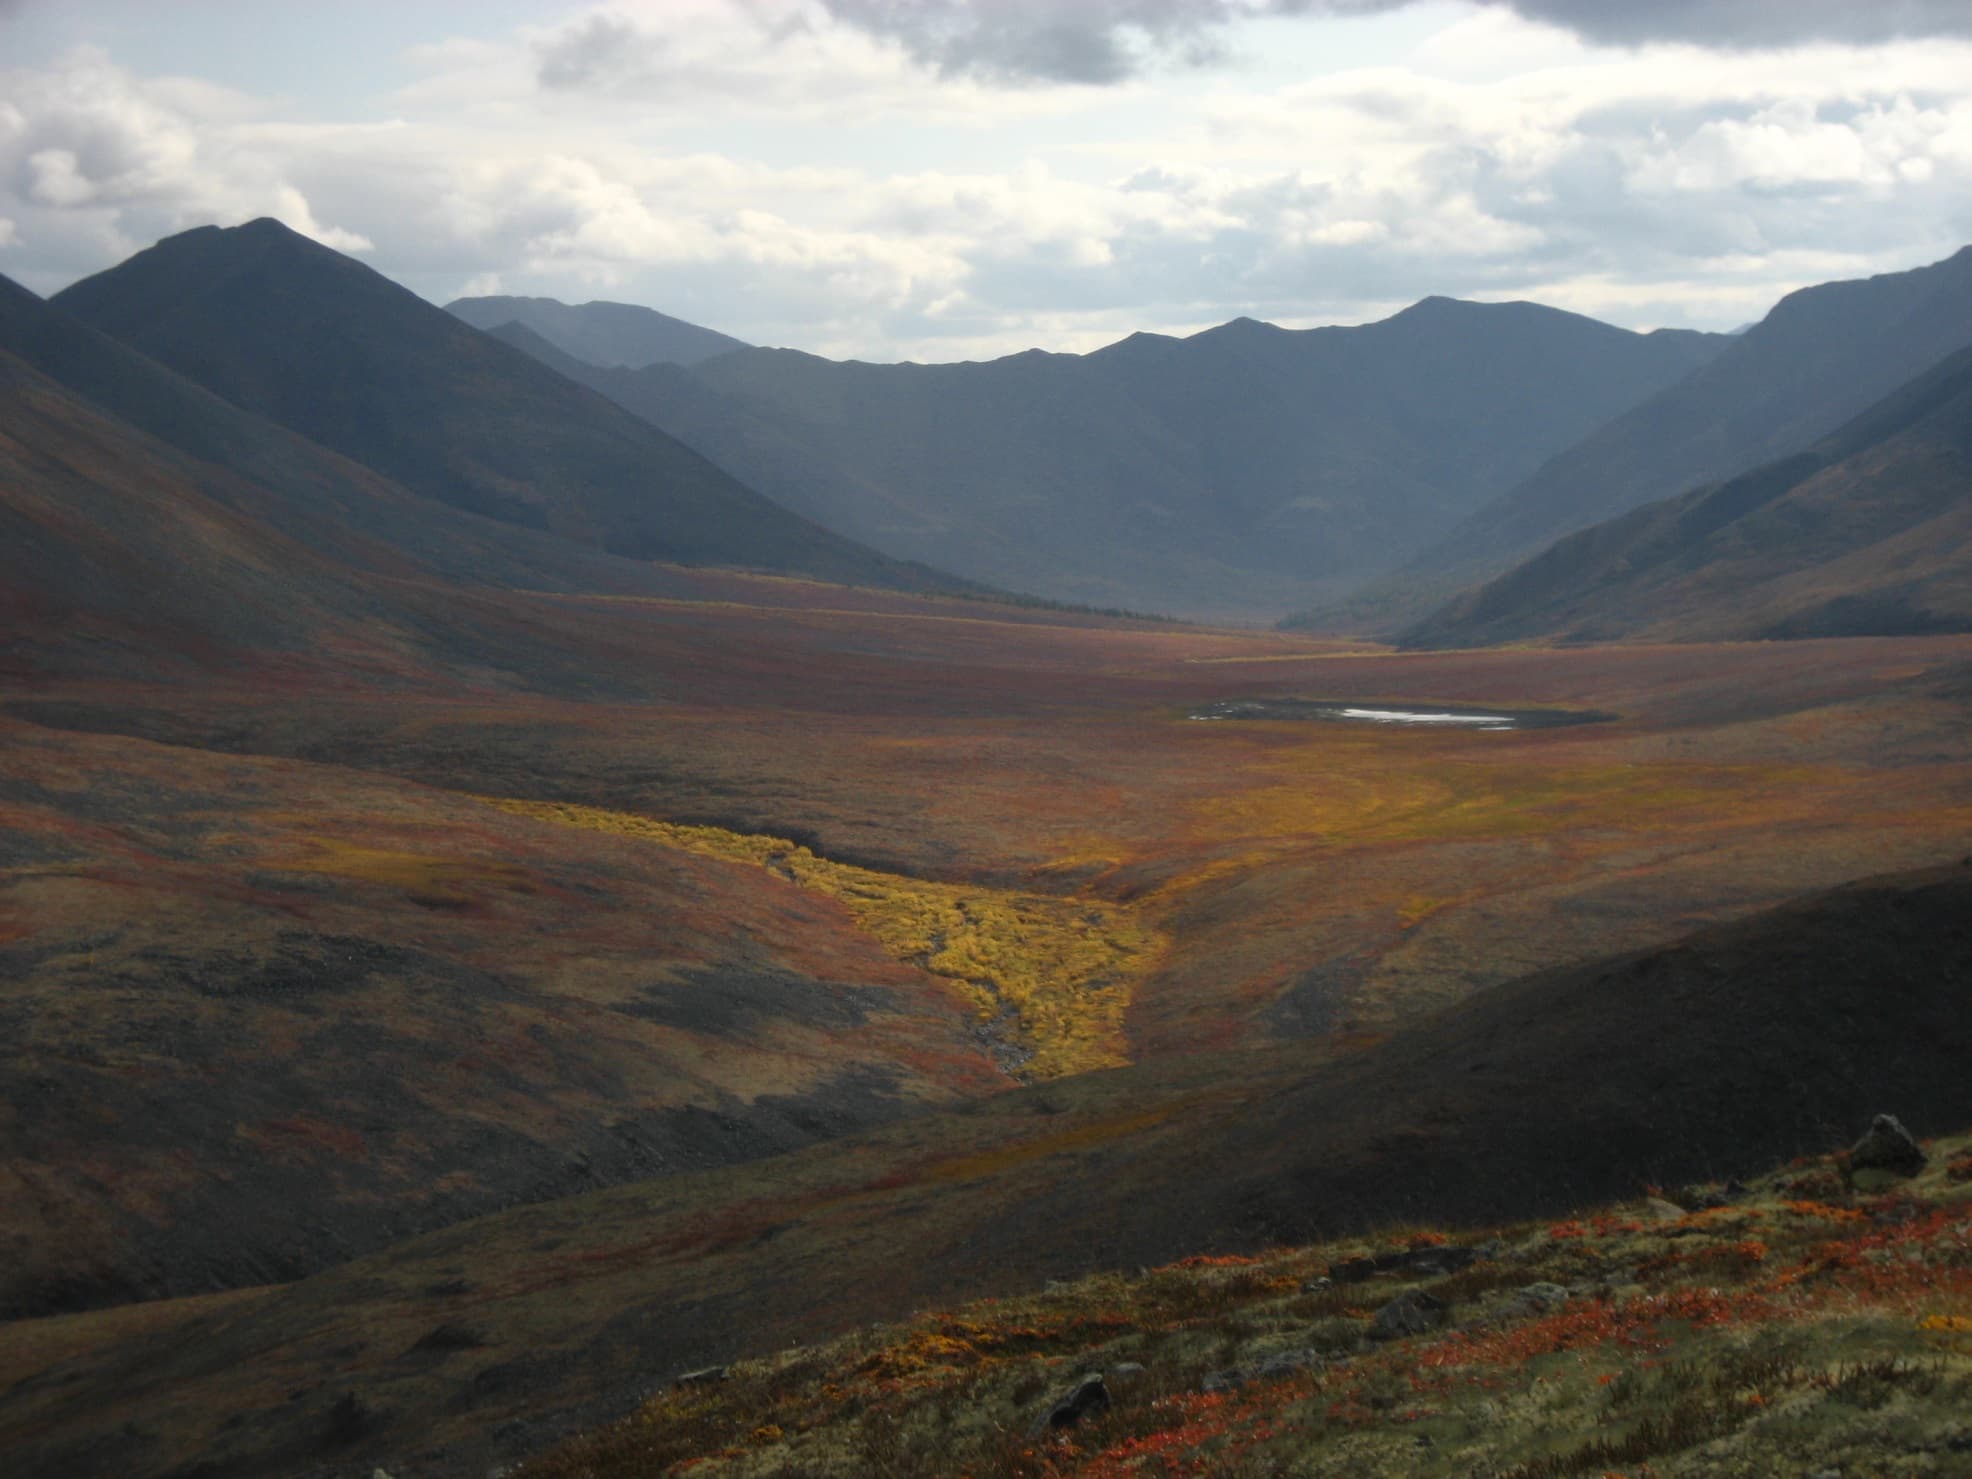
3;0;1971;361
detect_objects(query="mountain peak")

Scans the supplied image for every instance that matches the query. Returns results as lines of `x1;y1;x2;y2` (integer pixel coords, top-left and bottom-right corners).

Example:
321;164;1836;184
48;223;948;591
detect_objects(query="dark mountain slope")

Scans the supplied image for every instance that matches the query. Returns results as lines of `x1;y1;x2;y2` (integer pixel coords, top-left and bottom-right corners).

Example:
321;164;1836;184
0;339;691;689
49;221;960;592
0;347;396;676
446;294;749;368
1403;340;1972;647
1321;245;1972;629
9;858;1969;1477
491;295;1721;619
0;272;785;604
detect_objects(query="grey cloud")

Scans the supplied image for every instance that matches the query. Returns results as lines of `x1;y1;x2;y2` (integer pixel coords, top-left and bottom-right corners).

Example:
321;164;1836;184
537;15;658;90
815;0;1972;83
1498;0;1972;48
815;0;1338;84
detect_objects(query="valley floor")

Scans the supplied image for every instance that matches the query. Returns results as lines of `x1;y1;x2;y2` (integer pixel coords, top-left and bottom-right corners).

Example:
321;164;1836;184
4;584;1972;1475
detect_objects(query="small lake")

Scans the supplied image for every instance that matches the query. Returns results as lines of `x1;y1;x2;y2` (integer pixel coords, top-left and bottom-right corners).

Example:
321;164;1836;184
1187;698;1614;731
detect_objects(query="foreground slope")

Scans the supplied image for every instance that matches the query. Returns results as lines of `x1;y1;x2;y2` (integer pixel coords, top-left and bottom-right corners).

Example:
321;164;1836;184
446;294;749;368
4;859;1968;1477
48;221;959;590
1314;244;1972;630
491;296;1720;619
537;1131;1972;1478
1405;340;1972;647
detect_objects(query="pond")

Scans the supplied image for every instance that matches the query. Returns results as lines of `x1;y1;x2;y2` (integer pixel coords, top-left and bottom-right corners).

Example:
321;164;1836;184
1187;698;1614;731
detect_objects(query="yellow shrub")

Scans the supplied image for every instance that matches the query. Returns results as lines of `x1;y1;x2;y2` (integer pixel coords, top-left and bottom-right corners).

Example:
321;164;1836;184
478;797;1163;1079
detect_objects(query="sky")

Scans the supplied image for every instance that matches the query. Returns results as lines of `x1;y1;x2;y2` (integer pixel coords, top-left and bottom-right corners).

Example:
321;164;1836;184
3;0;1971;362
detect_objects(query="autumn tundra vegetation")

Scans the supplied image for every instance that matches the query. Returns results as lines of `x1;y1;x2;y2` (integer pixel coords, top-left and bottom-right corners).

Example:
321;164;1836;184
1;222;1971;1478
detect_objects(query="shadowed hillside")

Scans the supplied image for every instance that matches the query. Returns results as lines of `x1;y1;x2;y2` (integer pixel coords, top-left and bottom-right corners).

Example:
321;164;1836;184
4;858;1968;1477
1307;244;1972;631
0;272;824;612
487;295;1721;620
446;294;749;368
48;221;964;592
1403;340;1972;647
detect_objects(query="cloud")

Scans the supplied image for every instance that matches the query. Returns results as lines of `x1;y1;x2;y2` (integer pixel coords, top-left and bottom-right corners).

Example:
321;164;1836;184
0;48;374;279
1497;1;1972;50
815;0;1276;84
526;2;1972;104
807;0;1972;83
5;11;1972;362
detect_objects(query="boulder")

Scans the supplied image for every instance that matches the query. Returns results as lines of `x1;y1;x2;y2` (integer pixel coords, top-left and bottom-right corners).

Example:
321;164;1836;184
1369;1289;1447;1341
1327;1244;1479;1284
1503;1281;1571;1319
1201;1347;1323;1392
1031;1373;1109;1437
1850;1113;1927;1178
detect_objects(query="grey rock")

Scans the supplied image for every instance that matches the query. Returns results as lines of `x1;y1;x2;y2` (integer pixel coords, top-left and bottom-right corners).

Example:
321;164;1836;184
1643;1196;1686;1222
1252;1347;1323;1380
1031;1373;1109;1437
1850;1113;1927;1177
1201;1346;1323;1393
1300;1275;1333;1292
673;1365;729;1388
1369;1289;1447;1341
1505;1281;1571;1318
1327;1244;1480;1284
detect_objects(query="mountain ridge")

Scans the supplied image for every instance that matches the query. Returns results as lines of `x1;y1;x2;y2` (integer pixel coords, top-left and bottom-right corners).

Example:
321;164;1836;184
1401;337;1972;647
48;220;966;594
488;291;1725;619
1305;244;1972;632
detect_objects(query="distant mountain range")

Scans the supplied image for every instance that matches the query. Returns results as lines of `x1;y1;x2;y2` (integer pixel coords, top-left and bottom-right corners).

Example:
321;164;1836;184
22;218;1970;646
46;220;959;595
467;295;1724;620
1402;338;1972;646
446;294;750;368
1312;245;1972;632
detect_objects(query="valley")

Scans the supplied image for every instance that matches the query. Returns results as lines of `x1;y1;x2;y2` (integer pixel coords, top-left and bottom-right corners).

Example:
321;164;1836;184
4;569;1971;1473
2;197;1970;1478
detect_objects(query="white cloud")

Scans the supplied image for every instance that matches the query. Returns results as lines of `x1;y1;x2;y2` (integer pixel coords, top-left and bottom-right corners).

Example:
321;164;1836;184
0;47;374;281
0;11;1969;362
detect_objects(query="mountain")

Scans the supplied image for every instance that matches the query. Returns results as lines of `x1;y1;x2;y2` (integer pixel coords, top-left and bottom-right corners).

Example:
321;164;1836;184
446;294;749;368
1313;245;1972;630
489;297;1724;621
1403;339;1972;647
48;220;963;593
0;271;804;614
